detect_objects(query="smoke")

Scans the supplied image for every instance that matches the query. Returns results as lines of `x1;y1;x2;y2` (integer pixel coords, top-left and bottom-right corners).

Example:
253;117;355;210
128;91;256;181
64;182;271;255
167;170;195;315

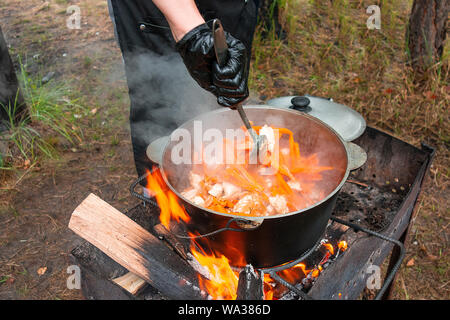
123;50;220;145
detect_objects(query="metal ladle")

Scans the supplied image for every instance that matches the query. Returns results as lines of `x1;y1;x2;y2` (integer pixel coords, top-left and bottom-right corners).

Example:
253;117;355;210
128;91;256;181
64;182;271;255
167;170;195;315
212;19;267;163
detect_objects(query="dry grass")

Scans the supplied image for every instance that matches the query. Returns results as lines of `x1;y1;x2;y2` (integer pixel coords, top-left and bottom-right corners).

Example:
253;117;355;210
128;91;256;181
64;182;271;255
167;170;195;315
250;0;449;299
0;0;448;299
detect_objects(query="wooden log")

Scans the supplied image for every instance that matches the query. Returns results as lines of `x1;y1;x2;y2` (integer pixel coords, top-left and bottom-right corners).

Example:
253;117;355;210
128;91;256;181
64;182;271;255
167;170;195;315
112;272;147;296
68;193;207;300
153;223;189;261
113;223;190;295
236;265;264;300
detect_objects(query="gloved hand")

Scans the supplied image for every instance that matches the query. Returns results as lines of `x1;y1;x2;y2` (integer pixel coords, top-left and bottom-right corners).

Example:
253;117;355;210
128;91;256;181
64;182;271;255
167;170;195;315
175;23;249;108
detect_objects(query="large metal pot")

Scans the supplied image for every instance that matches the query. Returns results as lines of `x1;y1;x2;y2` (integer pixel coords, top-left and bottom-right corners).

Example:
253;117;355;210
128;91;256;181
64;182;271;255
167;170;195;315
143;106;350;268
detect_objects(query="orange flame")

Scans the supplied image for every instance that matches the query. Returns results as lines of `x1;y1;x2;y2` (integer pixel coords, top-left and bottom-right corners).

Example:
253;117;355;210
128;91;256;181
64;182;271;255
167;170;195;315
338;240;348;251
322;242;335;255
263;240;349;299
145;167;190;229
190;240;239;300
182;124;335;217
147;161;348;300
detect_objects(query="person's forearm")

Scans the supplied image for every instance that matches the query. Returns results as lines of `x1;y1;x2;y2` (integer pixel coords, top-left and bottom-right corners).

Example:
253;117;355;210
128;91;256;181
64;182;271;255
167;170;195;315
152;0;205;42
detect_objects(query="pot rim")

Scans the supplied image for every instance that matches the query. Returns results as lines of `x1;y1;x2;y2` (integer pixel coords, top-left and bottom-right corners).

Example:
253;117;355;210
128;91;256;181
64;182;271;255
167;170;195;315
159;105;350;221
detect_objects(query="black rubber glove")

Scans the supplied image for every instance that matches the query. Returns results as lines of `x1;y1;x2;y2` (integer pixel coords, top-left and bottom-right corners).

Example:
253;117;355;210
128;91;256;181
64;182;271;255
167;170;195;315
175;23;249;108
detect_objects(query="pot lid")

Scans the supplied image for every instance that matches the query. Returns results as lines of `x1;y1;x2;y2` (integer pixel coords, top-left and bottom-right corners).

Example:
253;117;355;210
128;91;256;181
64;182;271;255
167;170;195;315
265;95;366;142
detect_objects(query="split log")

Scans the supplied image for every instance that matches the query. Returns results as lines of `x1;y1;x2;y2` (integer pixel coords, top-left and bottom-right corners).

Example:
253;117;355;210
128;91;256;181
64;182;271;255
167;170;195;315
113;223;190;295
112;272;147;296
68;193;207;300
153;223;189;260
236;265;264;300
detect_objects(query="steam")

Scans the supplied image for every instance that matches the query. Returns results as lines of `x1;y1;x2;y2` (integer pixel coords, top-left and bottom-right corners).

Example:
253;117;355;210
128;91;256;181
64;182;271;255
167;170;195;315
123;51;220;144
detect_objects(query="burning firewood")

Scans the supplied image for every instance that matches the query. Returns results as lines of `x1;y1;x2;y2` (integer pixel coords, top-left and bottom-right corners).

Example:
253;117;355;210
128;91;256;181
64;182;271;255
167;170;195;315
68;193;207;300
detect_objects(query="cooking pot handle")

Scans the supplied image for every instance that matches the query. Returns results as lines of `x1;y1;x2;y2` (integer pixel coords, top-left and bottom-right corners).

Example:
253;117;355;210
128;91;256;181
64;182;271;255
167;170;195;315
346;141;367;171
146;135;169;165
130;170;264;239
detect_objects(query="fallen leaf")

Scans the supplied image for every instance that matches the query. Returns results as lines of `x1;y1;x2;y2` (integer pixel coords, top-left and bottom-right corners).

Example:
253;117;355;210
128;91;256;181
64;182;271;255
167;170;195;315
406;258;415;267
6;277;15;285
424;91;437;100
37;267;47;276
427;254;438;261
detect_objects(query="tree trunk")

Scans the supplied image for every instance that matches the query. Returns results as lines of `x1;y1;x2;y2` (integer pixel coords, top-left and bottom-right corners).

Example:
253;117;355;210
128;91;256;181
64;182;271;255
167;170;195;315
0;25;27;127
407;0;449;73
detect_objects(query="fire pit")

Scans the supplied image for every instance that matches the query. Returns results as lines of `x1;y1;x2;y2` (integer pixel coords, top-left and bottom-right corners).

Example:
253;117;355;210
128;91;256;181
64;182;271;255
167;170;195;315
70;126;434;300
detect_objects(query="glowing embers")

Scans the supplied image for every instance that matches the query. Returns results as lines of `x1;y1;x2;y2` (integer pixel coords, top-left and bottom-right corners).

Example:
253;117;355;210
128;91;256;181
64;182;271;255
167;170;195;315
263;240;348;300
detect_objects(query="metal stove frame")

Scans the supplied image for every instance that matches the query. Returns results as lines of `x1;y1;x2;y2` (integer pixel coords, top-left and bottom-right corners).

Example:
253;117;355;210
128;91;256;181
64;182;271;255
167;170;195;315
259;216;405;300
129;127;435;300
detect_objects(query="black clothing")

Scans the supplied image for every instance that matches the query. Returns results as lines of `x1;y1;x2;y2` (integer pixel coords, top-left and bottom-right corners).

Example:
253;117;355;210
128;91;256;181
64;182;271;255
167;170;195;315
175;23;249;107
108;0;258;179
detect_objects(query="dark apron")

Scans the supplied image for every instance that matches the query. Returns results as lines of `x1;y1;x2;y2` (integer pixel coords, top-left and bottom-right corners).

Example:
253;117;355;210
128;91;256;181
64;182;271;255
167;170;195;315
108;0;258;181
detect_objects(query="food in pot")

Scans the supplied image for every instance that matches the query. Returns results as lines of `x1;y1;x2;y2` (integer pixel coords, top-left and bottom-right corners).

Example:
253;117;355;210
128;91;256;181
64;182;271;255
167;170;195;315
181;125;335;217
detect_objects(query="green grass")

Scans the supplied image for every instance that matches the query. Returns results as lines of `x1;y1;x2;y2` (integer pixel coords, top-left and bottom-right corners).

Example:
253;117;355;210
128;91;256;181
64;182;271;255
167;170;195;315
1;96;55;162
0;58;87;169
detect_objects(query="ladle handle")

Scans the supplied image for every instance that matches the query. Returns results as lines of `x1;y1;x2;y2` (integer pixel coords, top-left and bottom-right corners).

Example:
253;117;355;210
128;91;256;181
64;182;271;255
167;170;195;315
212;19;258;143
212;19;228;67
236;104;259;141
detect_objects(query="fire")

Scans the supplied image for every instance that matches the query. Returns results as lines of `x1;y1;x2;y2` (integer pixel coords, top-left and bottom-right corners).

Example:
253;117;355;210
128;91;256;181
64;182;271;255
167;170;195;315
180;124;335;217
143;127;348;300
322;243;335;255
190;239;239;300
263;240;349;299
338;240;348;251
144;166;350;299
145;167;190;229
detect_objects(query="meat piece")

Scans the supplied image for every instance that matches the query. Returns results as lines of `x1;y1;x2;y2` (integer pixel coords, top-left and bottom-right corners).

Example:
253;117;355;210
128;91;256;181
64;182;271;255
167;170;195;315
287;180;302;192
208;183;224;198
232;194;264;215
233;195;254;214
222;182;241;199
269;195;289;214
189;172;203;189
259;125;276;153
265;205;275;216
192;196;205;207
181;188;198;201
